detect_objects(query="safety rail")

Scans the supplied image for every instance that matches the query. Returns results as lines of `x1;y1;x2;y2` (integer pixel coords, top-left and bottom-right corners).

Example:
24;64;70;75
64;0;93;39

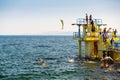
86;32;99;37
114;43;120;49
76;18;102;26
73;32;99;41
73;31;120;41
73;32;79;38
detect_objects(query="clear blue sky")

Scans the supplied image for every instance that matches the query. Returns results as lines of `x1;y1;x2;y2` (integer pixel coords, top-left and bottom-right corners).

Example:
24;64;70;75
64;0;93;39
0;0;120;35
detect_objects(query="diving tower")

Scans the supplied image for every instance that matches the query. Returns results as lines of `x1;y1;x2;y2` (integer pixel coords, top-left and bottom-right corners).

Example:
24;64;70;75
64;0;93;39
72;16;120;61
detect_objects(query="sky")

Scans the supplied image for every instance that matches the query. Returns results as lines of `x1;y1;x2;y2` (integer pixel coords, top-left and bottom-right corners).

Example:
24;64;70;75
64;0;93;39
0;0;120;35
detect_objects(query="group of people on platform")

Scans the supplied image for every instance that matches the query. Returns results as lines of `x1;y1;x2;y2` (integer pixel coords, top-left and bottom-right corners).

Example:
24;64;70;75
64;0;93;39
85;14;117;71
100;27;117;42
85;14;117;43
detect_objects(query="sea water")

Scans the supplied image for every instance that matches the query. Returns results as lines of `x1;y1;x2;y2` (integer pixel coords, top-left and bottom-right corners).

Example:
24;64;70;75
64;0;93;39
0;36;120;80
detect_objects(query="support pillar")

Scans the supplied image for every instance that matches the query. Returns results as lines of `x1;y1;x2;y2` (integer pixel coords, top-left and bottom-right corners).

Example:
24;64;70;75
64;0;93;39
78;40;81;57
78;26;81;38
85;42;92;58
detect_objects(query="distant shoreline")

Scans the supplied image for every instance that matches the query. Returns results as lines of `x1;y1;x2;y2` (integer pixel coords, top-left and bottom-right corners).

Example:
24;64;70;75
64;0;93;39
0;35;72;37
0;34;120;37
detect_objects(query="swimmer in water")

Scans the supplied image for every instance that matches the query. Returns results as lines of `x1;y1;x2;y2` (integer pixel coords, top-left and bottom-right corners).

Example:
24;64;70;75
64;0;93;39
38;58;46;67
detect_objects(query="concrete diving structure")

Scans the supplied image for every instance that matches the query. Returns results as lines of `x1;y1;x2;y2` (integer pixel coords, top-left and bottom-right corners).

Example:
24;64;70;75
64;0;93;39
72;16;120;62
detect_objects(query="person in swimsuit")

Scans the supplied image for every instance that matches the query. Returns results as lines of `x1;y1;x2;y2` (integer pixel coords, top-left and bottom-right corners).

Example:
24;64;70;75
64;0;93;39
101;51;114;71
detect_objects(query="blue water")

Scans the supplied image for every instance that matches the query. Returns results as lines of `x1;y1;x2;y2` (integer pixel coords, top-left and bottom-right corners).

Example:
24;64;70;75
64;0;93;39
0;36;120;80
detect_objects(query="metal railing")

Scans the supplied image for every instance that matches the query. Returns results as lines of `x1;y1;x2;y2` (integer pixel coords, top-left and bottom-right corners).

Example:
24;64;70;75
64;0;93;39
73;32;78;38
114;43;120;49
76;18;102;25
73;32;83;38
73;32;99;38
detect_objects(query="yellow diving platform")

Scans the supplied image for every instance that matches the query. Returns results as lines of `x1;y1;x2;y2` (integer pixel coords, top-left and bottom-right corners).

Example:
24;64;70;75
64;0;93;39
72;17;120;62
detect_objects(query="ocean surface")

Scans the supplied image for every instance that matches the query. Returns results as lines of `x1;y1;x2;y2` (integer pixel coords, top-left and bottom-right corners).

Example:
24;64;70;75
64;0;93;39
0;36;120;80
